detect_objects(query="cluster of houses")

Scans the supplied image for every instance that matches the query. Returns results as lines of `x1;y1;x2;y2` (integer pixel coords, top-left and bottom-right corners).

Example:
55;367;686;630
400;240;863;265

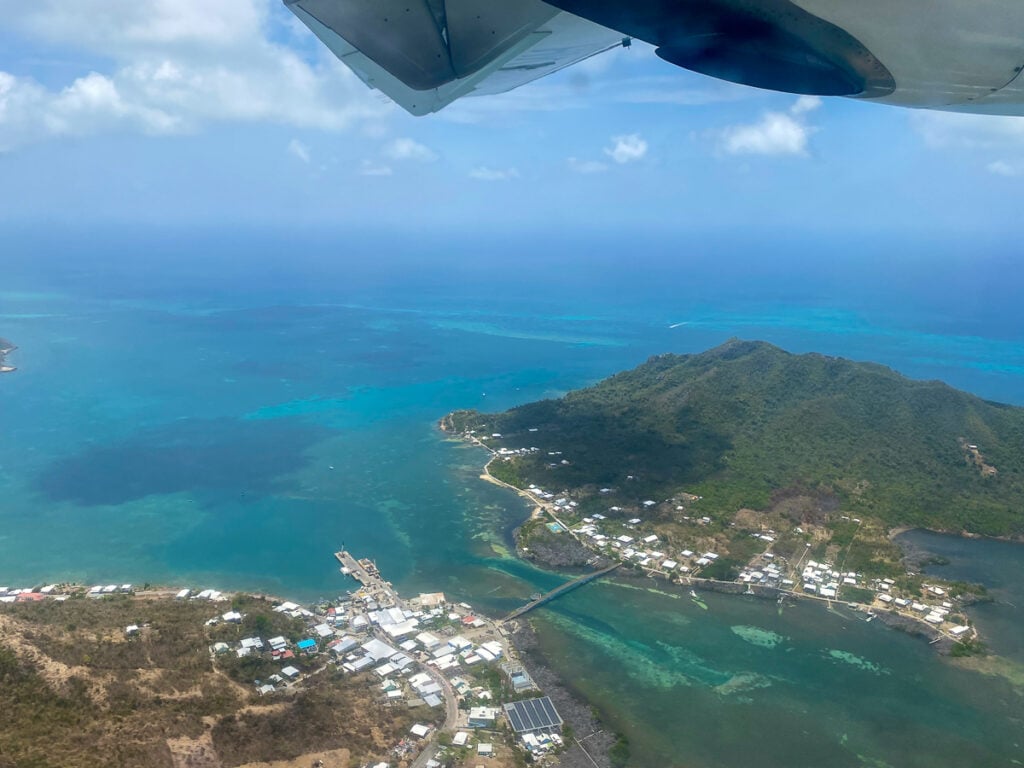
0;585;72;603
570;515;733;578
335;630;506;709
2;583;142;603
800;559;863;599
526;483;560;503
739;555;791;588
494;445;539;458
519;477;980;647
484;431;976;638
200;587;517;715
3;583;138;602
204;612;306;694
873;582;971;636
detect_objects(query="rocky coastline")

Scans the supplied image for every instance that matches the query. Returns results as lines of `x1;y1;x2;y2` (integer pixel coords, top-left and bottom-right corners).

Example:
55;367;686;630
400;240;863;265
0;337;16;373
507;621;620;768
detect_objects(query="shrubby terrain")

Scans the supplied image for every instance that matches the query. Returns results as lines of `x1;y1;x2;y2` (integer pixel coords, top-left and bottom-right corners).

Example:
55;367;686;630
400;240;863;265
0;595;426;768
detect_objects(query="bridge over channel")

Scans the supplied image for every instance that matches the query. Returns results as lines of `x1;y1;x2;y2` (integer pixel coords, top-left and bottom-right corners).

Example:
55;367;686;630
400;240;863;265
502;562;622;623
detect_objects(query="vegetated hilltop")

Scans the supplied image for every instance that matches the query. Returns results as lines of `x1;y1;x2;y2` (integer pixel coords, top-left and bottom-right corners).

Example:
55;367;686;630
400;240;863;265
451;339;1024;538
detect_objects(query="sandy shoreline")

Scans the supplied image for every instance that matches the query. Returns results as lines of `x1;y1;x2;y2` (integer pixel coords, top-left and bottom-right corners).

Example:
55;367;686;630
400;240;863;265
478;468;545;519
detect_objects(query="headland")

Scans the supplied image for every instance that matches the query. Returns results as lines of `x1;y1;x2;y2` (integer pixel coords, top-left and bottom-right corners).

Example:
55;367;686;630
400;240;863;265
0;337;16;373
0;552;613;768
440;339;1024;657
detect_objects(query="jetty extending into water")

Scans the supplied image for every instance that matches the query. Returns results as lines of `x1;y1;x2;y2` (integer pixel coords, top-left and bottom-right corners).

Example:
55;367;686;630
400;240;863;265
502;562;622;623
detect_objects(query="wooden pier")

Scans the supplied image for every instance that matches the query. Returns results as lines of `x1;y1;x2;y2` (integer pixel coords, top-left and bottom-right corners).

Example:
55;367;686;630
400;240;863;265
502;562;621;623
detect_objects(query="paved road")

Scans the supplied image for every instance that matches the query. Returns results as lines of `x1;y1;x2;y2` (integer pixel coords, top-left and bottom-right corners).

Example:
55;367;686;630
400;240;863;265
410;667;460;768
411;742;440;768
427;664;460;730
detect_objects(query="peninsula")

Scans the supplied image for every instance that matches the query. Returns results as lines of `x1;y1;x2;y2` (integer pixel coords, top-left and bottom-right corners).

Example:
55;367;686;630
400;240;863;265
0;337;15;373
444;339;1024;652
0;558;592;768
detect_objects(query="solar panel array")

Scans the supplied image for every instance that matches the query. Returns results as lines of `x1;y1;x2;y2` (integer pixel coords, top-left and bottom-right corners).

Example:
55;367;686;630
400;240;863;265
503;697;563;733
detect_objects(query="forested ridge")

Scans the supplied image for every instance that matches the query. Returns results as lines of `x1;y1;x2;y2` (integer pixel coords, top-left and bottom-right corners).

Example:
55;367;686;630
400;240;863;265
455;340;1024;537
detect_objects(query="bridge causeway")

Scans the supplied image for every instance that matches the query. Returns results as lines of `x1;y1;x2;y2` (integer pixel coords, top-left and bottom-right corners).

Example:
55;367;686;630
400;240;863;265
502;562;622;623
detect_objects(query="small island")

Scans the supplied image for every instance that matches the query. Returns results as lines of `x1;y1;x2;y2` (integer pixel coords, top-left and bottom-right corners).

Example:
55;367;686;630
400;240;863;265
444;340;1024;655
0;336;17;373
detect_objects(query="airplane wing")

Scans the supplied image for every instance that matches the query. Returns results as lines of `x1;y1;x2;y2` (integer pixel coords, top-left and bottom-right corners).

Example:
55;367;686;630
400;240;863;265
285;0;1024;116
285;0;626;116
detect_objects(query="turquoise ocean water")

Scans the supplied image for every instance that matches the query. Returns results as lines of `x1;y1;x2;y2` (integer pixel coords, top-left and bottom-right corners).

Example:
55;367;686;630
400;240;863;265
2;230;1023;766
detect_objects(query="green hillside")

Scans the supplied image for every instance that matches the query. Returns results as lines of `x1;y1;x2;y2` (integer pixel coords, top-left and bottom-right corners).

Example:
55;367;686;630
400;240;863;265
454;340;1024;537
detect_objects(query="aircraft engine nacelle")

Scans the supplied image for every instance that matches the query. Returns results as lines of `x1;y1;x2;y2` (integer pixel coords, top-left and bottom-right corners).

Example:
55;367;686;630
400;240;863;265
546;0;1024;112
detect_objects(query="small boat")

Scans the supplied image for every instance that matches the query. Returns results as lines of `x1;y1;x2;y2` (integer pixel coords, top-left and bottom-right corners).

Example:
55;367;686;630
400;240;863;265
690;589;698;598
865;614;875;623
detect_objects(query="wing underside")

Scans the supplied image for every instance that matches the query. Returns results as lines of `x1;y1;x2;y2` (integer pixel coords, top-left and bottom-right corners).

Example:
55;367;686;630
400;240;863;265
285;0;626;116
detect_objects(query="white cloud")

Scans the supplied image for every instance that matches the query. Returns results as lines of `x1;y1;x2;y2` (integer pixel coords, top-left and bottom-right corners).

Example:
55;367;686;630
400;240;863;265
718;97;819;157
912;111;1024;149
287;138;310;163
986;159;1021;177
604;134;648;164
0;71;181;150
0;0;388;151
790;95;822;115
469;166;519;181
0;0;267;53
383;137;437;163
568;157;609;174
359;159;393;177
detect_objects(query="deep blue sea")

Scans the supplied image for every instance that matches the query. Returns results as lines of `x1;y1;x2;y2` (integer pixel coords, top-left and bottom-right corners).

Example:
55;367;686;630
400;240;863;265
2;228;1023;766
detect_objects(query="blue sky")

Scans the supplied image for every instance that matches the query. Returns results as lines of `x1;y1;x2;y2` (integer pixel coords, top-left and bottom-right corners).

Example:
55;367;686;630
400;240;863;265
2;0;1024;240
